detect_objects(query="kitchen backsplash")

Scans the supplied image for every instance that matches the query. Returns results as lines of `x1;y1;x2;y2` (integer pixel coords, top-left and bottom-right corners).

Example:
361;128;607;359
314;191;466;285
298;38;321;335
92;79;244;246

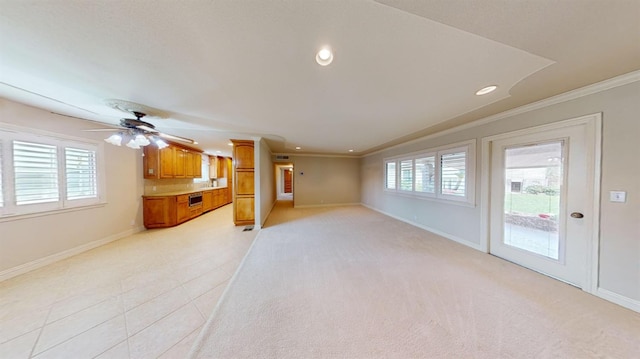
144;178;227;195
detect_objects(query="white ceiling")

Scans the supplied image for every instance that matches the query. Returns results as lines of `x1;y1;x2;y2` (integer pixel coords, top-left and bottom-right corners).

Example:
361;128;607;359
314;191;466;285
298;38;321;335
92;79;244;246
0;0;638;156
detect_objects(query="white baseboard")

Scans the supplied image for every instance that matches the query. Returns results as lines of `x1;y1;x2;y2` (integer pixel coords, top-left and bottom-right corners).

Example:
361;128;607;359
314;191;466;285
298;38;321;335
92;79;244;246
596;287;640;313
361;203;482;251
362;204;640;313
294;202;361;209
0;226;145;282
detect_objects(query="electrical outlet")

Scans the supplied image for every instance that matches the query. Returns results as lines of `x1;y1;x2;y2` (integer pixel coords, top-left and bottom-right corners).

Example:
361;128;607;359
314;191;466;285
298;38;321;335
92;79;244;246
130;220;135;226
152;186;156;192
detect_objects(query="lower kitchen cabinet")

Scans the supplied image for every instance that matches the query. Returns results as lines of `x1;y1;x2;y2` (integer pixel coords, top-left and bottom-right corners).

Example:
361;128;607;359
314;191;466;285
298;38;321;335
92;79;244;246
142;188;232;229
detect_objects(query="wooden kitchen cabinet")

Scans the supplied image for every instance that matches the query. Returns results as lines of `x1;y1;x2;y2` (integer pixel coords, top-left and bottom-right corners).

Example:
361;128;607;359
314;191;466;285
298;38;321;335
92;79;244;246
208;156;227;178
159;147;175;178
176;194;190;223
142;197;174;227
174;149;186;178
234;143;254;169
235;197;255;223
143;190;210;228
194;153;202;177
231;140;255;226
143;143;203;179
203;190;214;212
185;151;195;177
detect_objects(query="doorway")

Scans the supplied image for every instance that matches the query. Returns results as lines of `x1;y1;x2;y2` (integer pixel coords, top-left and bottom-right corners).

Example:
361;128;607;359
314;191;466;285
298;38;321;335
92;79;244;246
276;163;294;201
483;114;601;289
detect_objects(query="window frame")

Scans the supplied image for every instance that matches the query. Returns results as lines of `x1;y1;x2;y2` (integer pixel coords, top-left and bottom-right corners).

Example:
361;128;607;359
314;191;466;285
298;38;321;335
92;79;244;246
0;124;106;219
384;160;397;190
382;139;476;206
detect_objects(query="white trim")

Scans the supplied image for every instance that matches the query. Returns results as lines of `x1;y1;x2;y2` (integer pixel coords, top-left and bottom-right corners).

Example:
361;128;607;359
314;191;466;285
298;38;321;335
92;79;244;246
364;70;639;158
362;203;482;251
480;113;602;293
0;203;107;223
275;152;357;159
587;115;602;294
596;288;640;313
0;226;144;282
294;202;360;209
253;138;261;230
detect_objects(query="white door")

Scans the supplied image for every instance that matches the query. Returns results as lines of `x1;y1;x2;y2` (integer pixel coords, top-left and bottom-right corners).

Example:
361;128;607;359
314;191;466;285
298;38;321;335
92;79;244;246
488;117;599;288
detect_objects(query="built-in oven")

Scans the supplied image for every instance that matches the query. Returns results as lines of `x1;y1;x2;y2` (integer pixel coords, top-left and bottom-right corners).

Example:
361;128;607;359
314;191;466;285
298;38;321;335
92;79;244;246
189;192;203;207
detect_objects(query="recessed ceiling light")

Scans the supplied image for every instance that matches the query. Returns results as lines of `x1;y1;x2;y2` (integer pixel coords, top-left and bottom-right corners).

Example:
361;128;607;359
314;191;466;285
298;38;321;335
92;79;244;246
227;142;233;146
295;146;302;150
216;150;221;153
348;149;354;152
476;85;498;95
316;47;333;66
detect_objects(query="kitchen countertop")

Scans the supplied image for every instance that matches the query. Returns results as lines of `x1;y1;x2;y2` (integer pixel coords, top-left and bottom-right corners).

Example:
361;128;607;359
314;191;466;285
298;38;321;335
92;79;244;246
142;186;228;197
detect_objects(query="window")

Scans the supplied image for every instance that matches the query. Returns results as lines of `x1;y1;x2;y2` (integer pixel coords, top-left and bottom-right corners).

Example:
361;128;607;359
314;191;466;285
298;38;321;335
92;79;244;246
65;147;97;200
13;141;59;205
385;161;396;190
399;159;413;191
415;155;435;194
383;140;475;205
195;154;210;183
0;125;104;218
440;150;466;198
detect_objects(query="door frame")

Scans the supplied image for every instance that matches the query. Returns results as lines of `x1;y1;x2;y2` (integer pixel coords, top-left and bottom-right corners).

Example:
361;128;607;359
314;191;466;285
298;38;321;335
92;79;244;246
480;113;602;294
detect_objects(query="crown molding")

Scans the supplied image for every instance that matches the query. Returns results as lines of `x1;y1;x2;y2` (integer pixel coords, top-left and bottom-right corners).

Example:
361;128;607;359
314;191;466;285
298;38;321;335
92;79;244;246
363;70;640;158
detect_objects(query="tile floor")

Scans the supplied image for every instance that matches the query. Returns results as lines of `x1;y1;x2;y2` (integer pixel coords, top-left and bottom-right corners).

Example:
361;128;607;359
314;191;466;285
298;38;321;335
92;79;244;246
0;204;257;359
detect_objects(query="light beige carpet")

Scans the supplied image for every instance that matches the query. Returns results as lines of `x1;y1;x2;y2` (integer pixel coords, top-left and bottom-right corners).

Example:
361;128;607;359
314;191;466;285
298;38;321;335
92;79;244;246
190;202;640;358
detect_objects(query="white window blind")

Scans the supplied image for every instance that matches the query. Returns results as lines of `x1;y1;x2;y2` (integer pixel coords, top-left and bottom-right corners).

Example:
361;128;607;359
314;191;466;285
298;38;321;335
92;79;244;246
400;159;413;191
13;140;59;205
415;156;435;193
65;147;97;200
441;151;466;197
385;161;396;190
383;140;475;205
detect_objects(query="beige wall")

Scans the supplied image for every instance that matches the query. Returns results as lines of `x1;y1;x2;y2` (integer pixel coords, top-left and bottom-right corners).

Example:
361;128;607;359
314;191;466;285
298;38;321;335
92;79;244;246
0;99;144;275
361;80;640;303
287;156;360;207
258;139;275;226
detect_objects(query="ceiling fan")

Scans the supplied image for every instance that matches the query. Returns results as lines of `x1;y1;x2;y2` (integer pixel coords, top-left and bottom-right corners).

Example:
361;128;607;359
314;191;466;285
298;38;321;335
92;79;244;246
85;110;198;149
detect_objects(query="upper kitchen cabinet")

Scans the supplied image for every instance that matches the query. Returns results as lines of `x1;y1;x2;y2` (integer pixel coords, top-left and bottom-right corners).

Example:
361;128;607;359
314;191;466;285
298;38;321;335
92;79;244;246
208;155;227;178
234;141;254;169
143;142;202;179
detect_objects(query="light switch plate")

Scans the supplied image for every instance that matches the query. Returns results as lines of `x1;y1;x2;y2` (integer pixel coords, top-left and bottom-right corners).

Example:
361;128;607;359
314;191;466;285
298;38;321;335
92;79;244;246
609;191;626;203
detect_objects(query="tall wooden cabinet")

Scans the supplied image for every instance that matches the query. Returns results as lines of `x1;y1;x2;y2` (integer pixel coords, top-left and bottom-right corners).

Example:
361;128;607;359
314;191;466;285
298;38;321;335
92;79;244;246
232;140;255;226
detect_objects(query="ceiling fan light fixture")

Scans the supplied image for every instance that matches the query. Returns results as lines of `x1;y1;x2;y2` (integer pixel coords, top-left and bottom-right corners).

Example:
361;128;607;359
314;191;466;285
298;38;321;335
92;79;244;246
135;134;151;146
155;138;169;149
126;139;141;149
476;85;498;95
104;133;123;146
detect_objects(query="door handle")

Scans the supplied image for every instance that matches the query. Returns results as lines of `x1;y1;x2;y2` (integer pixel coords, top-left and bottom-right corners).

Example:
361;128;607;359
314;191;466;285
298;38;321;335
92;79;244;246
570;212;584;219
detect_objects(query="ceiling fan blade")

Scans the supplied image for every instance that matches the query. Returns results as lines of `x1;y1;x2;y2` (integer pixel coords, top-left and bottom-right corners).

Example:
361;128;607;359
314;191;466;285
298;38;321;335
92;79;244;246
136;124;158;133
158;132;197;145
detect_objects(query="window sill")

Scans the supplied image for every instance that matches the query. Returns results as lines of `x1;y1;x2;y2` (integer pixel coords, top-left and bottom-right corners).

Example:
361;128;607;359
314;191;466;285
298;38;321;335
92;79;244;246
0;202;107;223
384;190;476;208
